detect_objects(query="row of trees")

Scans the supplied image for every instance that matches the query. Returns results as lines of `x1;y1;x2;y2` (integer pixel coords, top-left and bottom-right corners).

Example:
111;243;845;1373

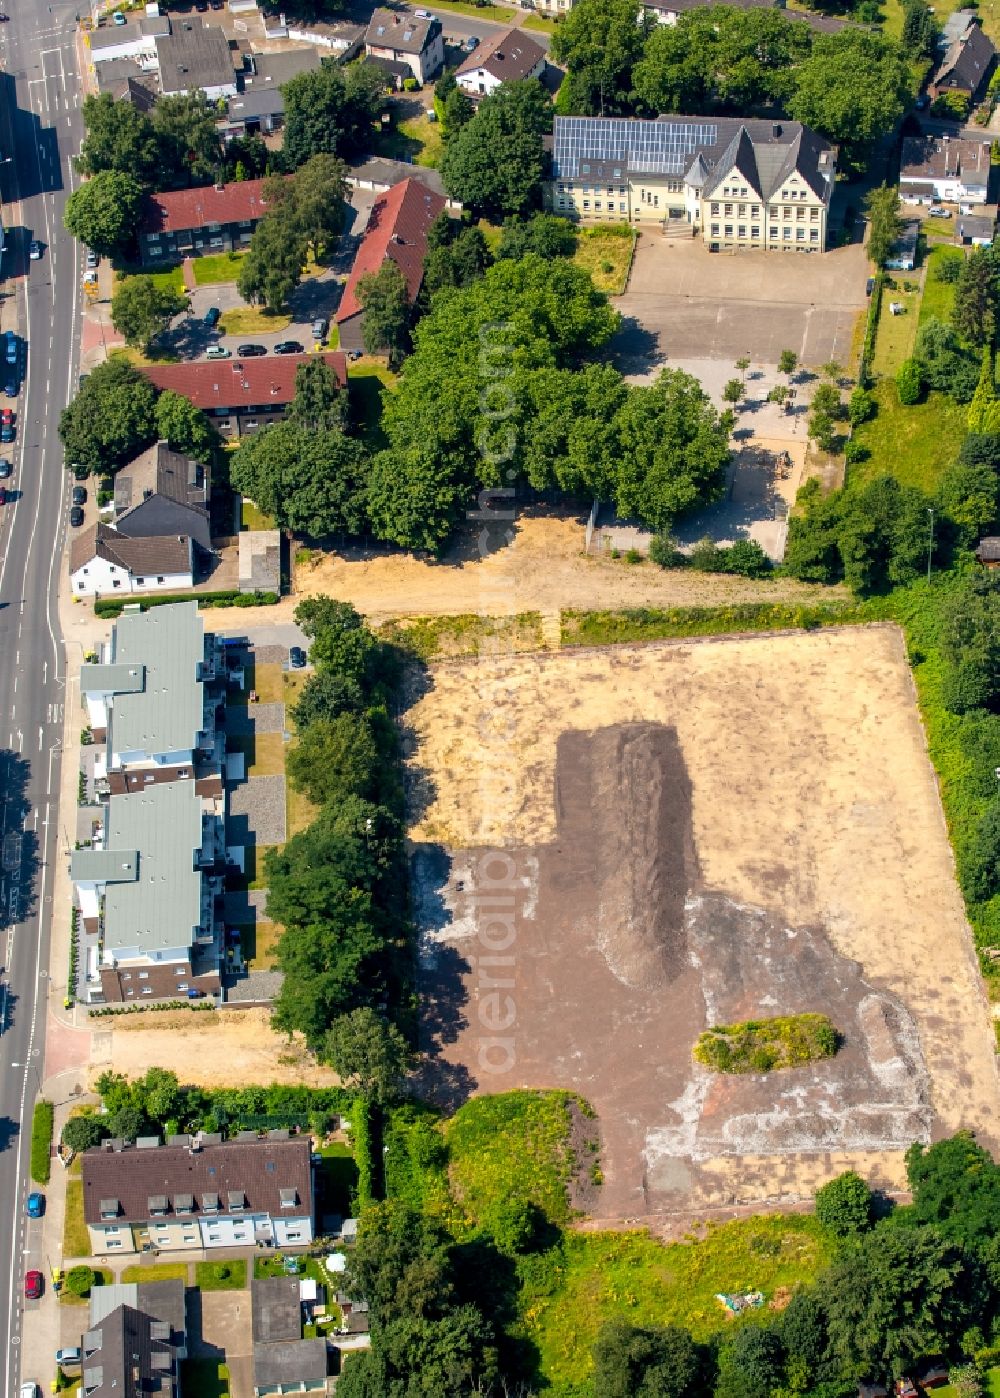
595;1137;1000;1397
58;356;219;474
549;0;915;169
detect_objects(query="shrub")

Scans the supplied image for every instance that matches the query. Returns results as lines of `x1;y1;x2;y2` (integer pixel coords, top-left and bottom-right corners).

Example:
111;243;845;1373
844;439;870;466
30;1100;54;1185
693;1014;839;1074
93;589;278;619
848;386;876;427
649;534;685;568
62;1112;106;1154
213;1264;231;1282
814;1170;875;1235
350;1098;375;1214
935;256;963;284
897;358;926;405
66;1265;96;1298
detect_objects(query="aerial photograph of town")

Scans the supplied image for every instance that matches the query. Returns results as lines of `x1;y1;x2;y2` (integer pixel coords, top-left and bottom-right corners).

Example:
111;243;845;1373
4;0;1000;1390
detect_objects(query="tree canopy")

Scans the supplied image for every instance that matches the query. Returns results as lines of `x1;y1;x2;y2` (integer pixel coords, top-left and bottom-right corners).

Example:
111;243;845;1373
110;275;187;352
593;1320;706;1398
550;0;653;115
63;170;144;258
230;422;369;538
320;1007;413;1104
441;80;553;220
282;60;383;168
357;261;411;365
58;355;157;473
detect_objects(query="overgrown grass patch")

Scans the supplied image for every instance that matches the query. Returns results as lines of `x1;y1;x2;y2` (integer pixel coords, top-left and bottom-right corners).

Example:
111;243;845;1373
850;384;967;495
918;244;965;325
519;1216;833;1394
31;1099;53;1184
399;112;444;169
120;1262;189;1284
561;602;859;648
195;1259;247;1291
445;1091;591;1232
191;252;246;286
62;1178;90;1258
241;499;276;531
378;612;546;661
572;226;637;296
871;277;921;377
694;1013;839;1073
348;361;397;449
220;306;291;336
239;919;282;969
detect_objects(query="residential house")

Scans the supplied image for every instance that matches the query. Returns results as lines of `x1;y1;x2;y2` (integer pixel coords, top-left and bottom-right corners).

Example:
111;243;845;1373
885;217;920;270
82;1134;315;1254
346;156;453;205
114;442;212;554
252;1278;329;1397
87;13;170;67
70;778;225;1001
94;58;158;109
70;525;194;599
220;46;320;140
81;1299;182;1398
929;19;996;102
645;0;845;30
138;175;285;265
454;26;546;99
364;7;444;84
899;133;991;208
87;1278;187;1353
363;54;412;90
155;18;239;100
517;0;575;13
975;537;1000;567
283;19;365;56
955;208;997;244
335;178;446;352
545;115;836;252
141;352;346;439
239;531;281;594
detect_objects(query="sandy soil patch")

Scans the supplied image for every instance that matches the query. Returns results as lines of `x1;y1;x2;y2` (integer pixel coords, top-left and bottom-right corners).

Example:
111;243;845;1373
199;513;846;634
407;626;1000;1217
91;1007;339;1088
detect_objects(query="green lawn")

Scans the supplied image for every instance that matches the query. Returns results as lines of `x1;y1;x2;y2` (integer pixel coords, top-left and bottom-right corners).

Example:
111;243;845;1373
253;1255;329;1285
195;1259;247;1291
426;0;513;19
918;244;965;326
62;1179;90;1259
192;252;246;286
521;1216;833;1395
400;112;444;168
117;265;185;294
220;306;291;336
60;1268;114;1305
871;277;921;377
241;499;276;531
120;1262;189;1284
572;227;637;296
181;1361;229;1398
522;9;556;29
232;918;281;969
348;361;398;449
851;383;968;494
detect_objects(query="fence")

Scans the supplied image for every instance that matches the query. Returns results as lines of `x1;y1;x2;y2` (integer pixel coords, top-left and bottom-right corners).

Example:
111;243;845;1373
584;499;600;553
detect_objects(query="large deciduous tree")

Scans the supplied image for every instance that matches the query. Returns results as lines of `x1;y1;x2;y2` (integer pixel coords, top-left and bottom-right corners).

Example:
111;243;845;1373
788;29;911;168
321;1007;413;1104
357;260;411;365
58;356;157;473
150;92;224;187
613;368;732;532
864;184;901;269
63;170;144;258
953;247;999;350
282;60;382;168
76;93;161;185
550;0;652;115
592;1320;705;1398
230;422;369;537
110;275;188;351
154;390;221;461
441;80;552;220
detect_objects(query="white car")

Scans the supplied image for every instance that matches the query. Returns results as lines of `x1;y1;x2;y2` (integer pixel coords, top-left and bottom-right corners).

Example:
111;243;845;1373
205;345;232;360
928;207;952;219
21;1382;38;1398
85;248;98;269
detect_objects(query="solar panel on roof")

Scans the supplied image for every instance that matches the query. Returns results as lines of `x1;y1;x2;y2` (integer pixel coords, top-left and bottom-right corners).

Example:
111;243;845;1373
552;116;720;180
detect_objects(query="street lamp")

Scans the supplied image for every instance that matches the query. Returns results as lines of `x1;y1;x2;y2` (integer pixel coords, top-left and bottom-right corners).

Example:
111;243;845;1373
926;507;935;584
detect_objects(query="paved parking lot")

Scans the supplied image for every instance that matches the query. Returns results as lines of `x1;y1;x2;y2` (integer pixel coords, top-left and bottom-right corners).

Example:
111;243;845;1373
613;236;869;370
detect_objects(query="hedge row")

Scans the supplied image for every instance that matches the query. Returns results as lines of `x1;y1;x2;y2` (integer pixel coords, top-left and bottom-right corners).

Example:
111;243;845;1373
30;1099;54;1185
350;1099;375;1215
859;272;884;385
93;589;278;619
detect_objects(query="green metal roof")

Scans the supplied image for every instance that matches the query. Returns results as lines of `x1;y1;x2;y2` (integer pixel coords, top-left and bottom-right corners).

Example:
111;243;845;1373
103;781;205;957
80;662;146;694
109;602;207;758
70;847;139;883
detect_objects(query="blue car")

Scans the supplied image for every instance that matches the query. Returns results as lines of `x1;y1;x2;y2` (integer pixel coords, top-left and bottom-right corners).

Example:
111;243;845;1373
26;1192;44;1218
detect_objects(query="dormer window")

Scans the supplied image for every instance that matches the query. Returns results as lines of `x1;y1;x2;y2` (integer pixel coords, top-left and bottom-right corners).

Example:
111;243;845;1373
279;1187;298;1209
148;1195;169;1216
227;1190;245;1212
100;1198;120;1220
202;1192;220;1213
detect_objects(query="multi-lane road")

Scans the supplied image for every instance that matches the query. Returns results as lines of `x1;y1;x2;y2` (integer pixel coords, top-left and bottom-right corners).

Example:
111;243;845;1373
0;0;83;1388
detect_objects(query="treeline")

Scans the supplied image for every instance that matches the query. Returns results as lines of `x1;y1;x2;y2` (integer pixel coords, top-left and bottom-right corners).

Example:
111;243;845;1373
59;1067;354;1152
595;1137;1000;1397
550;0;915;170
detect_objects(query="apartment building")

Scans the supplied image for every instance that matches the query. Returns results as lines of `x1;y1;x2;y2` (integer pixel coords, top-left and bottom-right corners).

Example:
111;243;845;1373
899;132;991;208
82;1135;315;1254
544;114;836;252
138;176;284;265
140;353;347;439
364;8;444;84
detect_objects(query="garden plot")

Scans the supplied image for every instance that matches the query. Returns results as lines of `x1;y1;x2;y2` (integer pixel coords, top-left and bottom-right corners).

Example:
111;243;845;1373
407;625;1000;1218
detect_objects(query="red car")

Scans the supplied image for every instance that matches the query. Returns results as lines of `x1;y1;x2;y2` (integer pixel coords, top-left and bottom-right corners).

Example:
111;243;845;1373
0;486;7;506
24;1270;42;1300
0;408;13;425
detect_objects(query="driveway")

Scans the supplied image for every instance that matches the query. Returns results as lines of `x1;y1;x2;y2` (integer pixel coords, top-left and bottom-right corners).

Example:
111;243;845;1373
613;235;869;370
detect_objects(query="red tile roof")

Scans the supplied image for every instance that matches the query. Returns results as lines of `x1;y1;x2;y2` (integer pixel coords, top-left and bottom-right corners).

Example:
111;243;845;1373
336;176;446;324
141;352;347;412
141;176;288;236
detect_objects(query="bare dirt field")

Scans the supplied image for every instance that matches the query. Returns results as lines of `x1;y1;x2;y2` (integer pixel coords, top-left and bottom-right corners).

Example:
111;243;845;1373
89;1007;339;1089
407;626;1000;1219
201;512;846;635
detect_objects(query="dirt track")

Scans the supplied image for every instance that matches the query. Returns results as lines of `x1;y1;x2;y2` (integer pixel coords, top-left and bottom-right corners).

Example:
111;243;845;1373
408;626;1000;1216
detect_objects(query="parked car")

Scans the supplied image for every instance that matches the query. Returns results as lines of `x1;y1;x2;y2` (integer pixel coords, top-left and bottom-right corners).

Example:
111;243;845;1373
929;207;952;218
865;277;875;296
203;306;221;327
205;345;231;359
274;340;304;355
20;1382;37;1398
70;505;84;527
1;423;14;443
28;240;42;261
4;331;18;364
0;486;7;506
464;34;478;50
0;458;12;478
72;485;87;506
311;317;326;340
4;379;17;397
2;408;16;426
112;9;126;21
26;1192;44;1218
78;373;89;391
85;248;98;270
289;645;306;668
24;1271;43;1300
236;343;266;357
56;1350;82;1369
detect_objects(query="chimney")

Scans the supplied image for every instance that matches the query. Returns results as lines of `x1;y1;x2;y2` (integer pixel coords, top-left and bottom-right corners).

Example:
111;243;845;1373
772;123;782;137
